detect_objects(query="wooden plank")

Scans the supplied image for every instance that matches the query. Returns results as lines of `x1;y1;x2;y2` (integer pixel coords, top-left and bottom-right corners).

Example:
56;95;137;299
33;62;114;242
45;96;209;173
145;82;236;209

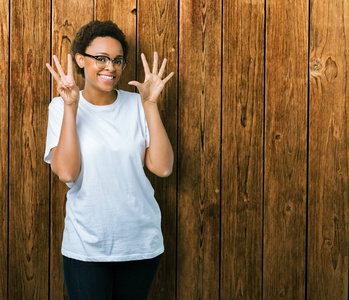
137;0;178;298
177;0;221;298
9;0;51;297
50;1;93;298
0;0;9;298
308;0;349;298
95;0;137;92
50;180;69;299
221;0;264;298
263;0;308;298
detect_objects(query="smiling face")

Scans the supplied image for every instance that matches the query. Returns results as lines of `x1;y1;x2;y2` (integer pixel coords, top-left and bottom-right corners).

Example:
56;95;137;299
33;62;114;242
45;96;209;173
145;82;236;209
76;36;124;96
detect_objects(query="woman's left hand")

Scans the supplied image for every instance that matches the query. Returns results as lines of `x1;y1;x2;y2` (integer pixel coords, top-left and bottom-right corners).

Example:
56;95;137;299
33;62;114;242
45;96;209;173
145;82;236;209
128;52;174;103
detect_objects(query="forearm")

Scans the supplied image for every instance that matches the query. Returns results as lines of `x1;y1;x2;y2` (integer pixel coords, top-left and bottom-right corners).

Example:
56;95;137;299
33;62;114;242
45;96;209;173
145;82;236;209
143;102;174;177
51;103;81;182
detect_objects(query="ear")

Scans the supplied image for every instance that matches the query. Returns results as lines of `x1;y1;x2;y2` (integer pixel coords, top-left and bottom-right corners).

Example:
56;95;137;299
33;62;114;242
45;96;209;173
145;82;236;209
75;53;85;68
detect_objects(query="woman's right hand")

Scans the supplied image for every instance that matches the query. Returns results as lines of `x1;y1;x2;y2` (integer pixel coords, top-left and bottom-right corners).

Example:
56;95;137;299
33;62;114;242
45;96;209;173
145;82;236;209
46;54;79;106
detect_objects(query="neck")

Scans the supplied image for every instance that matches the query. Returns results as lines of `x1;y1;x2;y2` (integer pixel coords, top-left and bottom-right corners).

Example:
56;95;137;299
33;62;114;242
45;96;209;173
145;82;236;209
82;87;117;106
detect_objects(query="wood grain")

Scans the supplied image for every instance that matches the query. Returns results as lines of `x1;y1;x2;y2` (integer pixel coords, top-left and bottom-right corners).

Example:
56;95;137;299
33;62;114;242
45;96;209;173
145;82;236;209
308;0;349;298
50;0;93;298
221;0;264;298
137;0;178;298
1;0;349;299
95;0;137;92
263;0;308;298
178;0;221;299
0;0;9;298
9;0;51;297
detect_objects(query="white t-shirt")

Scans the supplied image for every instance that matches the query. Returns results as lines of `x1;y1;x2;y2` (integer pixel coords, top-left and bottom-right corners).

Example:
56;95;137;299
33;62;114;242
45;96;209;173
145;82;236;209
44;90;164;262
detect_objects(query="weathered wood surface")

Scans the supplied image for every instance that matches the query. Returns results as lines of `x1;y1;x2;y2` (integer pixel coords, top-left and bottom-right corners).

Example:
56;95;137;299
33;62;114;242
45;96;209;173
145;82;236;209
50;0;93;298
137;0;178;298
178;0;221;299
221;0;264;299
0;0;9;298
308;0;349;299
264;0;308;298
9;0;51;297
2;0;349;299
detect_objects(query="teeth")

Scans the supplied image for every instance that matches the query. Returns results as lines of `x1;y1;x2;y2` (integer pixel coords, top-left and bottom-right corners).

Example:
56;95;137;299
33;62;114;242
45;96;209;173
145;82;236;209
100;75;113;80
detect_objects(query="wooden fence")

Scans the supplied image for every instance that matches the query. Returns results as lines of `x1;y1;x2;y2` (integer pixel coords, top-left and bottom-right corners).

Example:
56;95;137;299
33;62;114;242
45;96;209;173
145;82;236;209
1;0;348;299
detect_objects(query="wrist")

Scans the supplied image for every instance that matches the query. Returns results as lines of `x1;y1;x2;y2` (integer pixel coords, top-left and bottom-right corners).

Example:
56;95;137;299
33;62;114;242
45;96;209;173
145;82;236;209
142;99;158;108
64;101;79;114
142;101;159;116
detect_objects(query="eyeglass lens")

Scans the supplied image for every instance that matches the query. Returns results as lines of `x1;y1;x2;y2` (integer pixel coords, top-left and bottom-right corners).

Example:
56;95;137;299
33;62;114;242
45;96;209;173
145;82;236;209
96;58;126;70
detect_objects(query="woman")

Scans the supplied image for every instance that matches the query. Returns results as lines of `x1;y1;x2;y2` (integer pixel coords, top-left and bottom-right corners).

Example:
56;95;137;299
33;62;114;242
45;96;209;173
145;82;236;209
44;20;174;299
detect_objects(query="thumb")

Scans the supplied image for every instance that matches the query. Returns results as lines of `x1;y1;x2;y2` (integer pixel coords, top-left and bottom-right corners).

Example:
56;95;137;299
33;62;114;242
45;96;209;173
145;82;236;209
128;81;141;87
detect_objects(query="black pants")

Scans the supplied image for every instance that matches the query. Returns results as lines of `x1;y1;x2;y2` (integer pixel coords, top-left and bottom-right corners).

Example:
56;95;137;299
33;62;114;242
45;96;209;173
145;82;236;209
62;254;162;300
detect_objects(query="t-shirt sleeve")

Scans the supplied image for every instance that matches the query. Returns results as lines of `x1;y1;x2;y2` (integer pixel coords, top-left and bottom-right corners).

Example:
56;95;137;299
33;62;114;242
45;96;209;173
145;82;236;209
144;116;150;149
136;93;150;149
44;97;64;164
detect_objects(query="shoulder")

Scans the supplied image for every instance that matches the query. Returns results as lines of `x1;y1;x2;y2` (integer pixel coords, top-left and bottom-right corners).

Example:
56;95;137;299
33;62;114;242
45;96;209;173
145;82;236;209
48;96;65;111
117;90;146;119
117;90;141;103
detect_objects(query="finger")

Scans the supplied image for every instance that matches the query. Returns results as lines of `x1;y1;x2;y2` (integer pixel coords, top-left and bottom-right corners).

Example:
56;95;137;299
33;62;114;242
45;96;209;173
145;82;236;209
67;54;73;77
57;82;65;94
128;80;141;87
152;52;158;74
46;63;62;84
63;81;75;89
162;72;174;84
53;55;66;79
141;53;151;75
158;58;167;78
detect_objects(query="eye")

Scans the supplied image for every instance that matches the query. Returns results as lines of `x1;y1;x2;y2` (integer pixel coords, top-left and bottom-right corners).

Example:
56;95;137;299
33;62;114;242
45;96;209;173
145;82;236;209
113;59;123;65
96;56;108;62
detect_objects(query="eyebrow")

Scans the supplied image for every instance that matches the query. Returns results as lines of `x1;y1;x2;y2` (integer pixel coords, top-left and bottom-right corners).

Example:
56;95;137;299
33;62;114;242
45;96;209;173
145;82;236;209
96;52;124;58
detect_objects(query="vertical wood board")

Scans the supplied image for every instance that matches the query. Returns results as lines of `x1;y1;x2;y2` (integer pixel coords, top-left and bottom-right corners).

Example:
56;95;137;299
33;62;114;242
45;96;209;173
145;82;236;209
221;0;264;298
263;0;308;298
9;0;51;297
137;0;178;298
178;0;221;298
308;0;349;298
0;0;9;298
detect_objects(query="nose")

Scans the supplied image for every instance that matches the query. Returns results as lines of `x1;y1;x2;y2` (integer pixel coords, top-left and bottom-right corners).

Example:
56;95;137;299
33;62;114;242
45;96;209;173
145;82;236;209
105;59;116;71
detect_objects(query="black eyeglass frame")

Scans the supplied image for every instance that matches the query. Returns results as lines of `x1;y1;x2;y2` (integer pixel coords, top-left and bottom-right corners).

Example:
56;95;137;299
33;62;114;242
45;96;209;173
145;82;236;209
83;53;128;70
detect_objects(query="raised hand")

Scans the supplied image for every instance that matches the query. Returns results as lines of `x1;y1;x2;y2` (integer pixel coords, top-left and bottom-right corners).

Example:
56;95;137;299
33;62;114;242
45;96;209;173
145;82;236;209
46;54;79;106
128;52;174;103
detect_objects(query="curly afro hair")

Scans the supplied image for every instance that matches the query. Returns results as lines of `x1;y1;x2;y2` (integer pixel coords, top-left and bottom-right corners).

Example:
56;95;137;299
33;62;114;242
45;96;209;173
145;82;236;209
70;20;129;78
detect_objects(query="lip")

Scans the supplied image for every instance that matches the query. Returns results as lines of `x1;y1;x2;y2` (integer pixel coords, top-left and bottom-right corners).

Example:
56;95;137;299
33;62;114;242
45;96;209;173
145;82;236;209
98;74;116;84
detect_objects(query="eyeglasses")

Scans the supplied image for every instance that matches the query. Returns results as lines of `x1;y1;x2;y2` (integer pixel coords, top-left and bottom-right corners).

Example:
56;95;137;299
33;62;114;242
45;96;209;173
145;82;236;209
83;53;128;70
